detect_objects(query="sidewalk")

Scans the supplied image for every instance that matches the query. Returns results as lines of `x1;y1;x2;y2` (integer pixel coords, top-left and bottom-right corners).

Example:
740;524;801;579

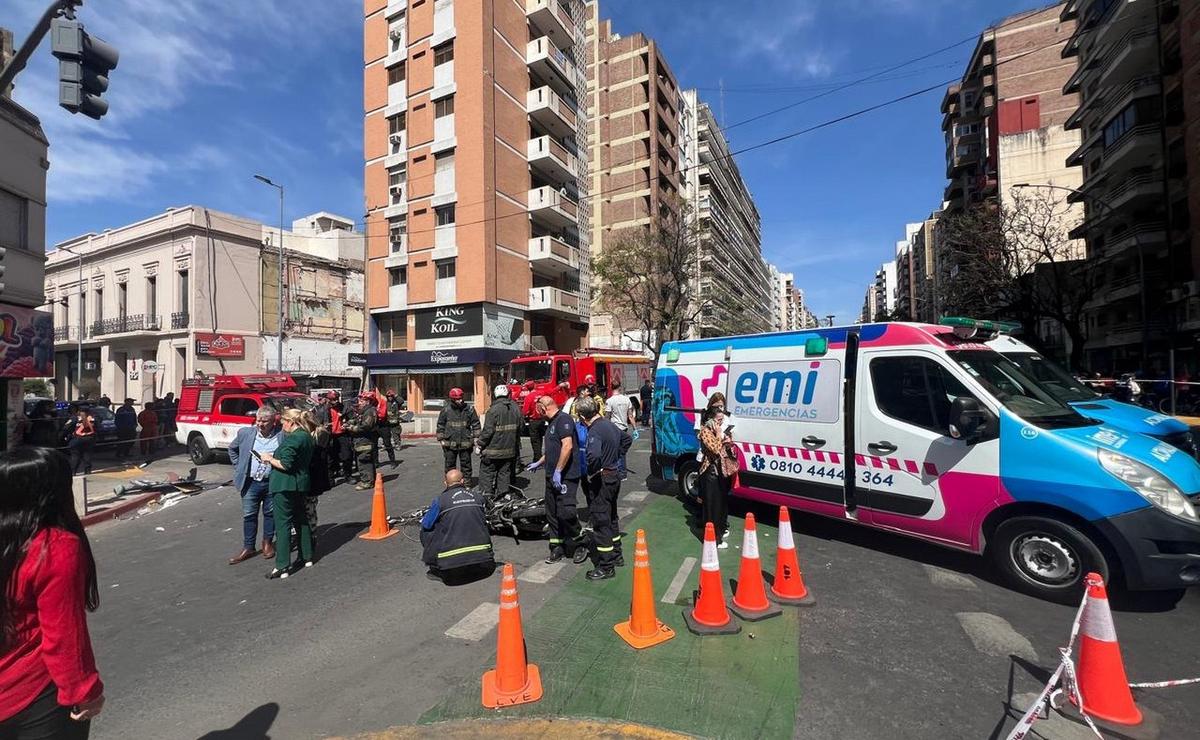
73;446;231;526
419;494;801;738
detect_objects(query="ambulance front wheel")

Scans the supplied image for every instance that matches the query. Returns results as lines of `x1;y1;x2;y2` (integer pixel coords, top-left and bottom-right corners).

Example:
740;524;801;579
990;516;1110;604
188;434;215;465
676;459;701;503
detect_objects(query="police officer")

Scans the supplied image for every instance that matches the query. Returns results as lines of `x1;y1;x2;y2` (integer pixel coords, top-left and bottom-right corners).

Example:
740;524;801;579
527;394;588;565
420;468;495;582
478;385;522;500
577;396;630;580
342;393;378;490
437;387;480;481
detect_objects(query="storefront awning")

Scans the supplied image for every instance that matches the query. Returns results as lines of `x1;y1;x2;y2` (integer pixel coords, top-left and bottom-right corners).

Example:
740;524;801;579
373;365;473;375
349;347;520;370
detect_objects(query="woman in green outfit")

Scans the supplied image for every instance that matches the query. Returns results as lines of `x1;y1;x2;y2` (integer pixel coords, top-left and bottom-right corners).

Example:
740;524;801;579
260;408;315;579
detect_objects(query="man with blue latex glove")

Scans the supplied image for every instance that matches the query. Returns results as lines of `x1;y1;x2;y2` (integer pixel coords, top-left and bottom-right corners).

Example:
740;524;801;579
529;394;587;565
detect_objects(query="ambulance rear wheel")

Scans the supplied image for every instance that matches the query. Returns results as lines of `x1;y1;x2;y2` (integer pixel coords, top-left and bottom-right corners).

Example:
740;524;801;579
188;434;214;465
676;459;701;503
991;516;1109;604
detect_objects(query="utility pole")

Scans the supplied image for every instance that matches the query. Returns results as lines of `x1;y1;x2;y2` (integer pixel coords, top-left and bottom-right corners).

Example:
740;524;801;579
253;175;285;372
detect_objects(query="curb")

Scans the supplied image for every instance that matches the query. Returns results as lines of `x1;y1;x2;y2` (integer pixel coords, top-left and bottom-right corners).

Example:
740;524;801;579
81;491;163;528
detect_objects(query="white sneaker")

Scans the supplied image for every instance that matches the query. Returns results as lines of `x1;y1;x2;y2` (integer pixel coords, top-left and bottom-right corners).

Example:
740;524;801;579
717;540;729;550
304;561;314;568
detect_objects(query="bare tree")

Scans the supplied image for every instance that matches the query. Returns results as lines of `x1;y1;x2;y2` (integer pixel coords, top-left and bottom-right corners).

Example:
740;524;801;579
590;198;706;363
938;189;1095;369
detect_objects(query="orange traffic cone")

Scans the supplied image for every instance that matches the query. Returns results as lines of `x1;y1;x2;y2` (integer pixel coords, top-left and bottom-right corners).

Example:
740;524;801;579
682;522;740;635
614;529;676;649
728;513;782;621
359;472;398;541
482;563;543;708
770;506;815;606
1074;572;1142;726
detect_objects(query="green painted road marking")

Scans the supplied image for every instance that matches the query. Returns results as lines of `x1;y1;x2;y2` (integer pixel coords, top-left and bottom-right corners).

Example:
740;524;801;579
420;495;800;739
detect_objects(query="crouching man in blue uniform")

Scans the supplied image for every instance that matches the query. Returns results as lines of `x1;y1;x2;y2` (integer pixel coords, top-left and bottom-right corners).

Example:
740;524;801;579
420;469;496;583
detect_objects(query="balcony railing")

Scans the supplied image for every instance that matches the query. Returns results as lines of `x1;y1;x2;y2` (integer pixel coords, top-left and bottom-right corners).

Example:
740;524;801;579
54;326;72;341
171;311;189;330
89;314;161;337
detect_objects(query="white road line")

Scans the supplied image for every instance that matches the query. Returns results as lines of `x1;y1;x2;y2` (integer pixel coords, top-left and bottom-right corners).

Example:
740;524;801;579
923;565;978;591
519;559;566;584
625;490;648;502
661;556;698;605
444;602;500;641
617;507;635;519
955;612;1038;662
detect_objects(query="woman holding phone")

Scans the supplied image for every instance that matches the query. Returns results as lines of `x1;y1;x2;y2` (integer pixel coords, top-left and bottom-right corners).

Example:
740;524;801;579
697;409;737;548
0;447;105;738
258;408;315;579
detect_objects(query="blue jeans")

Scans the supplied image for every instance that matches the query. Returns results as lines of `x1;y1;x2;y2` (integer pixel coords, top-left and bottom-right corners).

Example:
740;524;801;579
242;478;275;549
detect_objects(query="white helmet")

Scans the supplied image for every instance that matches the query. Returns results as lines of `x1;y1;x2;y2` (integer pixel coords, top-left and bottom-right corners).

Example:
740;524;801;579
493;384;509;398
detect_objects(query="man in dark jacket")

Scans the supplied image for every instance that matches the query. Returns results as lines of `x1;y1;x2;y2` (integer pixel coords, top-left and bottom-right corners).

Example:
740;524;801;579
478;385;522;500
342;393;378;490
114;398;138;460
420;468;495;582
639;379;653;426
578;396;632;581
437;387;480;480
376;388;405;466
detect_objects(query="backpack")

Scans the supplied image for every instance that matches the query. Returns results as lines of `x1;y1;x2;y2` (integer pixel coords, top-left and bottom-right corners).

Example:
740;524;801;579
386;399;402;426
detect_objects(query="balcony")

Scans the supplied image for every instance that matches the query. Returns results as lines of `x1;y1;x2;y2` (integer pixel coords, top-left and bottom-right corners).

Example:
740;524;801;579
528;186;578;227
388;284;408;310
525;0;574;45
54;326;75;341
1096;28;1158;89
1101;221;1166;258
89;314;162;337
527;86;576;137
527;36;575;97
1105;172;1164;212
1101;123;1161;173
528;286;586;319
1095;319;1167;348
171;311;189;330
528;235;580;275
1106;271;1161;302
527;135;577;181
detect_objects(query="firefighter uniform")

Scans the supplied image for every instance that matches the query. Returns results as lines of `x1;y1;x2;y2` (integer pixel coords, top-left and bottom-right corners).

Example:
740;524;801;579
542;408;582;559
584;416;630;574
437;402;480;479
478;394;522;499
342;402;378;489
420;484;494;575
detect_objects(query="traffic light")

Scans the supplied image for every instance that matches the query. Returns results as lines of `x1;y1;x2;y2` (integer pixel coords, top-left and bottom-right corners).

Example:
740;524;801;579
49;18;118;120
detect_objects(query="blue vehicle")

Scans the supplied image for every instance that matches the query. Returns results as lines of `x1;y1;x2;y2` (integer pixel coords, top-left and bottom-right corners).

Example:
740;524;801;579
985;331;1196;458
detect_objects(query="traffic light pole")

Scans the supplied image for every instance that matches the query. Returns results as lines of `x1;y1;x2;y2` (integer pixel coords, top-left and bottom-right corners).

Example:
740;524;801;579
0;0;81;93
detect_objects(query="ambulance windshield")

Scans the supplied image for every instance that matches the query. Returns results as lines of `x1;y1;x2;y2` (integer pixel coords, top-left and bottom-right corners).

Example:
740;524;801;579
948;350;1092;428
999;352;1099;404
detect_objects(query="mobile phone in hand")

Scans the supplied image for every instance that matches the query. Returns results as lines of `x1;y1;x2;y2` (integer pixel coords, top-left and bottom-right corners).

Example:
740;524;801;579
251;449;263;460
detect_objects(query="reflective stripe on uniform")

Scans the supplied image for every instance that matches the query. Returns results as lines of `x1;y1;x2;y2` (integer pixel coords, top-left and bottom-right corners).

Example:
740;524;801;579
437;543;493;559
596;545;614;552
549;538;562;544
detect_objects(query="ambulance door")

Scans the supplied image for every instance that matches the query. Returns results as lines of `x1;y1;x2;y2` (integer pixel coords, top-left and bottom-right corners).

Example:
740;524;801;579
855;349;999;547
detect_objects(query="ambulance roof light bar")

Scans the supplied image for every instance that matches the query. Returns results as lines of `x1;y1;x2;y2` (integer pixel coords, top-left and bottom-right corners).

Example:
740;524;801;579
939;316;1021;339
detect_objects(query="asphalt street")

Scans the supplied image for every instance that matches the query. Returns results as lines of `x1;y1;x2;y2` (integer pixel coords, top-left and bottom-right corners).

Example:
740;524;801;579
81;437;1200;739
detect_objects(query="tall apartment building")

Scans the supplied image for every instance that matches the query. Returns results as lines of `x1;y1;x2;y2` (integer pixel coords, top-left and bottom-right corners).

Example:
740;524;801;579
1061;0;1196;374
941;4;1081;215
361;0;590;413
583;3;682;350
680;89;774;338
862;260;897;322
42;207;364;403
911;209;943;323
893;222;922;320
772;269;801;331
0;31;52;448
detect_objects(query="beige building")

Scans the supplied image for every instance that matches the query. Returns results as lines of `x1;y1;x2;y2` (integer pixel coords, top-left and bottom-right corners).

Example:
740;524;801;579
583;3;682;349
361;0;590;413
43;208;364;401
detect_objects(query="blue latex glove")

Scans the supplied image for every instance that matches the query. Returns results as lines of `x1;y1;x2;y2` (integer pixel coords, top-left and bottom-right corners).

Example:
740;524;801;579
632;428;641;441
551;469;562;488
526;460;544;472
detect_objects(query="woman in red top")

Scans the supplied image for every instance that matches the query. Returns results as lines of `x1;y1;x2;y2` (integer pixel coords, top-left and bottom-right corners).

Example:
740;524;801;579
0;447;105;739
65;407;96;476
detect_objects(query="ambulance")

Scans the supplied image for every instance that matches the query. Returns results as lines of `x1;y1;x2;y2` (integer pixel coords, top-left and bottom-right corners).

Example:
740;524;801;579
653;321;1200;602
175;374;313;465
984;329;1196;458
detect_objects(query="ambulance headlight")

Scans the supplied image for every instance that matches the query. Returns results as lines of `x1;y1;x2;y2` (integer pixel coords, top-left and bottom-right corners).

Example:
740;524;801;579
1098;449;1197;521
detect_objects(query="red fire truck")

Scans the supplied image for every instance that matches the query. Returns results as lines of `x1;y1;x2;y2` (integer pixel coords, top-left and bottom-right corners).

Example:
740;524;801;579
506;349;652;420
175;374;313;464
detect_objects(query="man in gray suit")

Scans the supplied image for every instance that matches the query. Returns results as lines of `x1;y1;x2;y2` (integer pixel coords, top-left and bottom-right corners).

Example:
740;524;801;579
227;407;282;564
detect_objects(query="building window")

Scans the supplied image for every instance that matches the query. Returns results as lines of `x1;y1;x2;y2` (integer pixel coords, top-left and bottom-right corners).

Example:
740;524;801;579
118;282;127;319
434;96;454;118
79;289;87;329
177;270;189;312
389;168;406;203
388;112;406;135
435;204;455;226
388;266;408;286
434;41;454;66
388;63;406;85
389;218;407;251
377;314;407;351
146;276;157;318
0;189;28;250
435;259;456;280
94;287;103;324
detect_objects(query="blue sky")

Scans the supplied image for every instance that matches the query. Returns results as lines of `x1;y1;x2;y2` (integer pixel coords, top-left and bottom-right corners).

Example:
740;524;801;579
4;0;1051;323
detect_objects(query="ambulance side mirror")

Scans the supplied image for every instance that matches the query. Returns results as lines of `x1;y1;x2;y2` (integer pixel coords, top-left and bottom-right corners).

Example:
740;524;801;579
948;397;991;444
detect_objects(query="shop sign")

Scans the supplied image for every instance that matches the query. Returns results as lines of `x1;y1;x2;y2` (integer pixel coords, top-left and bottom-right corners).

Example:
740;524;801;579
430;350;460;365
0;306;54;379
414;305;484;350
195;332;246;359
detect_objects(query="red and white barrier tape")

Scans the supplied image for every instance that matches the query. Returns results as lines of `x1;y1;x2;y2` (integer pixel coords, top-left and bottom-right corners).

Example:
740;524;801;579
1004;592;1200;740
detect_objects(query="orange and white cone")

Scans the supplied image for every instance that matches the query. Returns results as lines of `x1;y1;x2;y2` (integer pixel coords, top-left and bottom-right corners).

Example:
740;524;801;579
613;529;676;649
728;513;782;621
481;563;543;708
1074;572;1142;726
770;506;815;606
359;472;398;541
682;522;740;635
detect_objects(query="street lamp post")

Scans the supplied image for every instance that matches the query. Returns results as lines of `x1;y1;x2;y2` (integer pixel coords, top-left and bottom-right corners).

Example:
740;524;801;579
1012;182;1149;373
56;244;85;397
253;175;285;373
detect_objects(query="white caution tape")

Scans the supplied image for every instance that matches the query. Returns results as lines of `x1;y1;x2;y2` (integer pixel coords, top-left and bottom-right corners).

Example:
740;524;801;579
1129;677;1200;689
